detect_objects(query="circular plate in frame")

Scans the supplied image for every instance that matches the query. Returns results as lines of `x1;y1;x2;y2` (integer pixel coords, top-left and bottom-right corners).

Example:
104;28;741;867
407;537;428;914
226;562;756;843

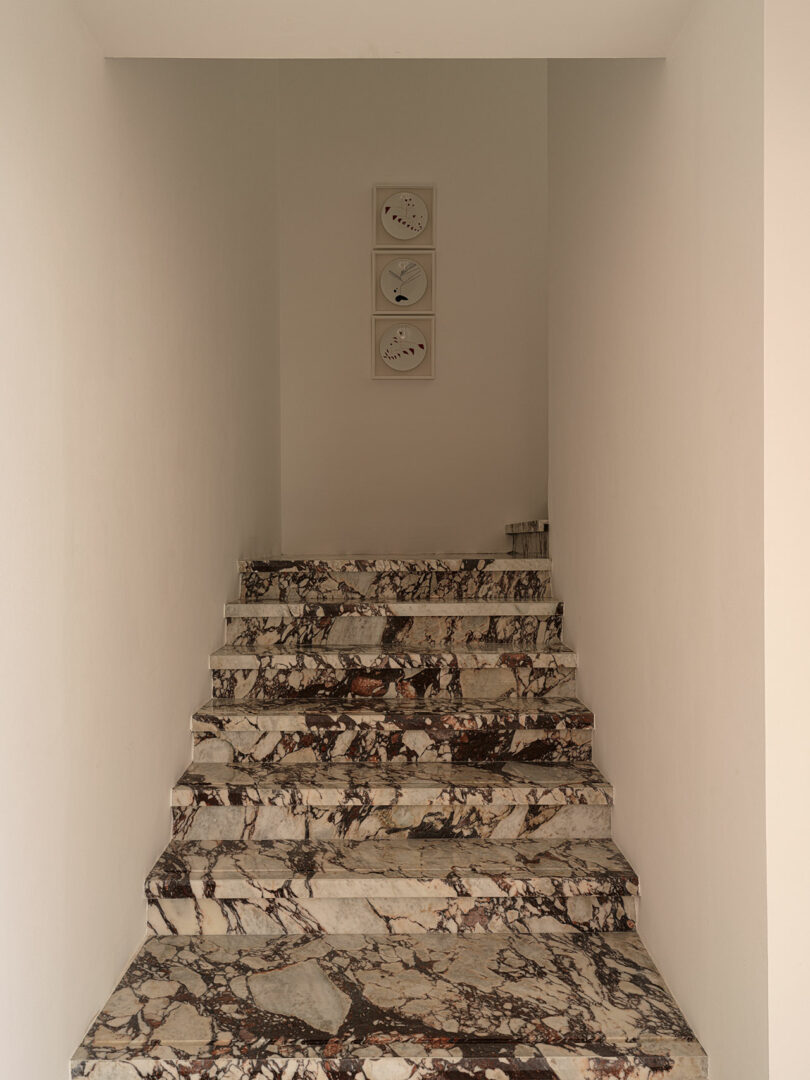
380;190;429;241
380;258;429;307
379;324;428;372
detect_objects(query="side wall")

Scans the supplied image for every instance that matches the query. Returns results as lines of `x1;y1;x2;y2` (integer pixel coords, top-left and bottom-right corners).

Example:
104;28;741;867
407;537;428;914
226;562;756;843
278;60;548;554
547;5;767;1077
764;0;810;1072
0;15;280;1078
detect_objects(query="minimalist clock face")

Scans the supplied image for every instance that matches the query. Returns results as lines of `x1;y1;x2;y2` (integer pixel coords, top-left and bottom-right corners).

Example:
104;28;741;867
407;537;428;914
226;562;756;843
380;191;429;241
380;258;428;306
379;324;428;372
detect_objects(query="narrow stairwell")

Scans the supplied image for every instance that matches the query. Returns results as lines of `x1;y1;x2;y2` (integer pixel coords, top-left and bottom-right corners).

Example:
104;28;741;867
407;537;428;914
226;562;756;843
72;532;707;1079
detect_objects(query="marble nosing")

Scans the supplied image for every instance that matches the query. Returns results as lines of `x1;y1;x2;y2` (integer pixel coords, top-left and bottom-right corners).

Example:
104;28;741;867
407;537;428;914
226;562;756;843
505;521;549;535
191;696;594;733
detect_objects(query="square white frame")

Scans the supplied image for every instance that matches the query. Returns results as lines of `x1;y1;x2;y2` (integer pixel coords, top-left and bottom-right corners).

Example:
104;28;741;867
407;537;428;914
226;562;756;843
372;250;436;314
373;184;436;248
372;316;435;380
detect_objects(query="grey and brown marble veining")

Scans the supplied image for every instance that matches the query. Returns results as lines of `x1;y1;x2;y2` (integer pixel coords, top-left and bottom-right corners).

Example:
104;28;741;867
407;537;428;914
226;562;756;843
172;801;612;842
146;838;638;936
72;932;706;1080
210;645;578;702
192;725;591;764
239;557;552;603
225;601;563;650
171;762;612;843
192;695;593;763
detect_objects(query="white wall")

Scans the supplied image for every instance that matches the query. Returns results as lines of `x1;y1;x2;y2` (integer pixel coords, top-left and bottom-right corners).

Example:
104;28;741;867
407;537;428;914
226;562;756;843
72;0;696;61
0;10;279;1076
764;0;810;1073
278;60;547;554
547;3;767;1076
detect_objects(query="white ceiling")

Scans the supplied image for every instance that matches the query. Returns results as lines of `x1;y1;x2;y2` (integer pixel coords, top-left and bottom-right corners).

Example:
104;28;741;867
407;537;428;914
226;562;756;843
73;0;696;59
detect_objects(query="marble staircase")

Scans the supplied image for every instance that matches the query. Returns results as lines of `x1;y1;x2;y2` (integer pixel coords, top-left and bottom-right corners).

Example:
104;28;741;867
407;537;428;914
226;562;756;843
73;542;707;1080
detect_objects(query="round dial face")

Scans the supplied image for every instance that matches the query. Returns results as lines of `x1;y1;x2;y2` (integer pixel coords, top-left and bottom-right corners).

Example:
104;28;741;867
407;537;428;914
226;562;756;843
379;324;428;372
380;191;429;241
380;258;428;306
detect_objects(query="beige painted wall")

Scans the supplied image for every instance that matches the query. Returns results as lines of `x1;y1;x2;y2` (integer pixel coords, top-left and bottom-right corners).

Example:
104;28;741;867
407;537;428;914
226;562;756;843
0;12;279;1077
547;4;767;1076
278;60;548;554
73;0;696;60
764;0;810;1073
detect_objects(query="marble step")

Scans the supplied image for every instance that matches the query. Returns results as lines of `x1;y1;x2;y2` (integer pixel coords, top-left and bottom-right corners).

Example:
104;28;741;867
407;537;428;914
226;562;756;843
146;837;638;936
506;519;550;558
72;932;707;1080
210;643;578;702
171;760;612;842
240;554;552;602
192;696;593;764
224;599;564;650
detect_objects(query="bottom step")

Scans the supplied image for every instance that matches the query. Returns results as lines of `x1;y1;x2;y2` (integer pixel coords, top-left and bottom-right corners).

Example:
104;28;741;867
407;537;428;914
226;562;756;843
73;932;706;1080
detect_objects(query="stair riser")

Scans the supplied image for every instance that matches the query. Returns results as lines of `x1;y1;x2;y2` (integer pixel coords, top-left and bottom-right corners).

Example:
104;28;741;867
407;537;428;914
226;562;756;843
171;803;611;842
191;727;592;764
146;893;637;936
510;533;549;558
241;568;552;602
226;612;563;650
211;662;577;702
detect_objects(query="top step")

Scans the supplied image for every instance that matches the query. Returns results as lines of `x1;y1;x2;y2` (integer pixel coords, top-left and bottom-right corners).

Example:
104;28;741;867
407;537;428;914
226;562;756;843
240;555;552;602
506;520;549;558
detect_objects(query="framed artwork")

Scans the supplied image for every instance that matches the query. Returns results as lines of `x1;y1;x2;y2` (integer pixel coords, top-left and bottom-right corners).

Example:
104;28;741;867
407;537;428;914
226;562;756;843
373;185;436;248
372;250;435;314
372;316;435;380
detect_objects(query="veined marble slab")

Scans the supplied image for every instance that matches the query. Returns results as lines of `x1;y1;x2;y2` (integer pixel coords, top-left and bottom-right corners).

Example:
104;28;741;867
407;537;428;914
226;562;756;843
505;521;549;535
225;601;561;617
224;601;564;650
146;837;637;936
241;556;551;571
192;696;594;734
239;558;552;603
147;838;636;899
171;761;610;810
171;762;611;843
72;933;706;1079
211;645;577;671
210;644;578;702
191;696;593;764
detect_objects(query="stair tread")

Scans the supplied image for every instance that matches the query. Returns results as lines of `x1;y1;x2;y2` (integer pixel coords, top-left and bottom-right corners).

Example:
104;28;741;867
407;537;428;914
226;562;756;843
211;642;577;666
73;932;705;1075
242;553;550;568
146;837;637;898
225;599;561;614
192;695;593;731
172;760;610;807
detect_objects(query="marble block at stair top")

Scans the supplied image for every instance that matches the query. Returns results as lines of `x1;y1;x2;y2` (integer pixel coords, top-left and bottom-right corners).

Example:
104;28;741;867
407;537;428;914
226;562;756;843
72;932;706;1080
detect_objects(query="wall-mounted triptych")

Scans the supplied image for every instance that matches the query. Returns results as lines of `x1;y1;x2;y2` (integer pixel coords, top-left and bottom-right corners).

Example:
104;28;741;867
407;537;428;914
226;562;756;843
371;185;436;379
